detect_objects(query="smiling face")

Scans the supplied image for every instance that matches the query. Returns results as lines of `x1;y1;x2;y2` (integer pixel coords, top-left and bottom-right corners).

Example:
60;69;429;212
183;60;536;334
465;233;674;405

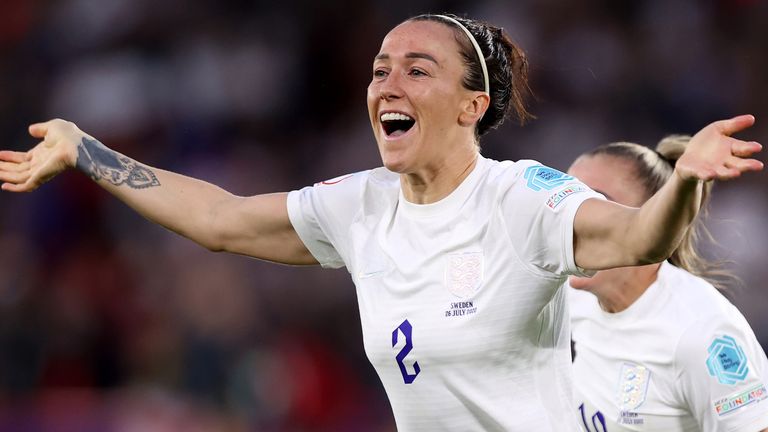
367;20;484;174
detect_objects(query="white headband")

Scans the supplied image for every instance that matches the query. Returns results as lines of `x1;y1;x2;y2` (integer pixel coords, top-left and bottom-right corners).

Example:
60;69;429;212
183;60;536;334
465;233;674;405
435;15;490;96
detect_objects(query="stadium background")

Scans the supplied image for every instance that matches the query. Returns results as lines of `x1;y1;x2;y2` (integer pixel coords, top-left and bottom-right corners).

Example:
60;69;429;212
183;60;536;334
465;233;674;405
0;0;766;430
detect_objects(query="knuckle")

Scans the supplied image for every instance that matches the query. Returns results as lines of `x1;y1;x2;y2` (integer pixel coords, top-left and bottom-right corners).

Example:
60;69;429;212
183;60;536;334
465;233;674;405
51;119;76;130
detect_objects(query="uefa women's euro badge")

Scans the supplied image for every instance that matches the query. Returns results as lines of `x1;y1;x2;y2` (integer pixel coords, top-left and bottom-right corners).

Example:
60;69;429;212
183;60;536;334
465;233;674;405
707;335;749;385
523;165;574;191
616;363;650;426
445;252;483;299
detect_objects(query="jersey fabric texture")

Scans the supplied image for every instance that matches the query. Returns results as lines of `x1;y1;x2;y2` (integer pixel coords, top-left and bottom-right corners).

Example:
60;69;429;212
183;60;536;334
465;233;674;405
571;261;768;432
287;156;603;431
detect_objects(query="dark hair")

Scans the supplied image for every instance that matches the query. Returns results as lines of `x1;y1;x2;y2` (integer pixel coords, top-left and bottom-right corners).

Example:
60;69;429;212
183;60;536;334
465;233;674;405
579;136;735;291
408;14;535;137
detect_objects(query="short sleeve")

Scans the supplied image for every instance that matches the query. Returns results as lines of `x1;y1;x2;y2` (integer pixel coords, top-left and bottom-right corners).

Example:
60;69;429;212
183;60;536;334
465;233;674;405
501;161;604;277
675;313;768;432
286;172;367;269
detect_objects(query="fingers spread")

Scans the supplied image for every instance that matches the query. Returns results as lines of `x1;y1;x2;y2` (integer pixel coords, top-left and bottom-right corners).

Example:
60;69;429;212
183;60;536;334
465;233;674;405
0;161;29;172
725;156;764;172
1;181;35;193
731;140;763;158
0;170;31;184
0;150;30;163
715;114;755;136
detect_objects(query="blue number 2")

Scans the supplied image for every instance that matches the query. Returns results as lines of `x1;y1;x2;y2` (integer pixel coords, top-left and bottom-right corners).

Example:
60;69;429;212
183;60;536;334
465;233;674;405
578;403;607;432
392;319;420;384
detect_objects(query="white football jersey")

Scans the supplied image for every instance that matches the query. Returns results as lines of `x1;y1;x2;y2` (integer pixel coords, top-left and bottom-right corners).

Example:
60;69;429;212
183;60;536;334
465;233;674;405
287;155;603;431
571;262;768;432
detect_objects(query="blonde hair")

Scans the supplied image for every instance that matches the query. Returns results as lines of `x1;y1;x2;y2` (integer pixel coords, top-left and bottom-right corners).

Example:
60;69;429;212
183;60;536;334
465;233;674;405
581;135;734;291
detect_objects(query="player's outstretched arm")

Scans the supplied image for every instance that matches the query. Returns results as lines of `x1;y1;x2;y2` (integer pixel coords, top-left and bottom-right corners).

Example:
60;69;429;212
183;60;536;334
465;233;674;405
0;119;316;265
573;115;763;270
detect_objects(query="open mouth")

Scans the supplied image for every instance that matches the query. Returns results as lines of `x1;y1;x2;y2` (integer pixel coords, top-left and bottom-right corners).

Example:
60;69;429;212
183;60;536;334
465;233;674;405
380;112;415;138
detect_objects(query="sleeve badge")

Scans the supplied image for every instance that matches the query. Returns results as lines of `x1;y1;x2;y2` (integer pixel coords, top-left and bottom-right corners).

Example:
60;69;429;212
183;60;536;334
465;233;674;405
706;335;749;385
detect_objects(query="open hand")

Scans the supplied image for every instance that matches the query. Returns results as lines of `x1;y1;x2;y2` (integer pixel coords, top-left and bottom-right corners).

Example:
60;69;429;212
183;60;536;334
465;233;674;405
675;115;764;182
0;119;83;192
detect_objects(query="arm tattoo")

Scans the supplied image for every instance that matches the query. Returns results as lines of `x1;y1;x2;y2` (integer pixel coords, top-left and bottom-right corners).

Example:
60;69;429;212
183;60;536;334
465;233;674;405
75;137;160;189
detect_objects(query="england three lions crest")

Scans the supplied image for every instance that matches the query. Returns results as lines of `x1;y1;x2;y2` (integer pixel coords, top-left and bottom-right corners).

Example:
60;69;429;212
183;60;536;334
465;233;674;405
445;252;483;299
617;362;651;420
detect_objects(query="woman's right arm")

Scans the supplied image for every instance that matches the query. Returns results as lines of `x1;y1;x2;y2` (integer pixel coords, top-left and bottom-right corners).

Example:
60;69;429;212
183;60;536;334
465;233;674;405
0;119;316;265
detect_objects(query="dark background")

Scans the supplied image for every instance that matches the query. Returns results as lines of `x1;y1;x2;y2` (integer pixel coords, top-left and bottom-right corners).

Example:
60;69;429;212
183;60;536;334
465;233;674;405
0;0;766;430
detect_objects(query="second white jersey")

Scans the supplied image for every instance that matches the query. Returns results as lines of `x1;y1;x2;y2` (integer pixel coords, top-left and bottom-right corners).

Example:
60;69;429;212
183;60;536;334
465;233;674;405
571;262;768;432
288;156;603;431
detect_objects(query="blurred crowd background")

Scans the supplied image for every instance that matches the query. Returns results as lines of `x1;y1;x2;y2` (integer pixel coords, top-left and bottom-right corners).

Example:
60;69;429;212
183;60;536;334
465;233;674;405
0;0;766;430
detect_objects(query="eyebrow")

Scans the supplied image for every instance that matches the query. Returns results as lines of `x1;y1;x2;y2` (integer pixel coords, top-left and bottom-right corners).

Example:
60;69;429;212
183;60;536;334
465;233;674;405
374;52;440;65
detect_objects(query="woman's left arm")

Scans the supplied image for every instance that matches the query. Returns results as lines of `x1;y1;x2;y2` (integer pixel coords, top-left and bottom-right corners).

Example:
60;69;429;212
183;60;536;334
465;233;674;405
573;115;763;270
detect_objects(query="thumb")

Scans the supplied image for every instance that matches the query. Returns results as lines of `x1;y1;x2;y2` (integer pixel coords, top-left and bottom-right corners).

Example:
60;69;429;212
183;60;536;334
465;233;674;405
28;121;51;139
715;114;755;136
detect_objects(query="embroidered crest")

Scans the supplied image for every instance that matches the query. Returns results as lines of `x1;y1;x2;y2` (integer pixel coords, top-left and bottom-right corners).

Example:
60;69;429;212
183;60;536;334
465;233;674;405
707;335;749;385
445;252;483;299
524;165;574;191
617;363;651;411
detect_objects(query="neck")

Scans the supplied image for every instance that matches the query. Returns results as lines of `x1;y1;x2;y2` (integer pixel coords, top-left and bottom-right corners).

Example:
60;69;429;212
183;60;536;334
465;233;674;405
401;149;479;204
591;263;662;313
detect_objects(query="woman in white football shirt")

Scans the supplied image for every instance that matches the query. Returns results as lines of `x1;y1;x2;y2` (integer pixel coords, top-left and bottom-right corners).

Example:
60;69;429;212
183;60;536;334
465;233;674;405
0;13;763;431
569;136;768;432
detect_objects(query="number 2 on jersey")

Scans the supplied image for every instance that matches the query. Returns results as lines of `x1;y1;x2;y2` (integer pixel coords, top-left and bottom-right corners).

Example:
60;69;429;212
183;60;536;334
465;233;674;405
392;319;420;384
578;403;607;432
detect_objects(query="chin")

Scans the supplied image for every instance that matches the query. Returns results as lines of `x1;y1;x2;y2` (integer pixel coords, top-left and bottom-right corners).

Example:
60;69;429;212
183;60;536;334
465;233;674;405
383;160;408;173
379;150;411;174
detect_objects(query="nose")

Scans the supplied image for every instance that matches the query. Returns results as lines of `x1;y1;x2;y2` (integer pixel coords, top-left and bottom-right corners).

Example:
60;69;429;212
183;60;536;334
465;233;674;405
379;72;403;101
380;88;401;101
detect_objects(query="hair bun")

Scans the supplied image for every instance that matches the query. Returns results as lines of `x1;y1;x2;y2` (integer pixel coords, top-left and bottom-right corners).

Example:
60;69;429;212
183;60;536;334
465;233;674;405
655;134;691;165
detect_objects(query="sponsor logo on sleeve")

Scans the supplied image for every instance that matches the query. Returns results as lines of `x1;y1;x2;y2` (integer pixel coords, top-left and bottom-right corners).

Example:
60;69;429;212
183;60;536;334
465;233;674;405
523;165;574;191
707;335;749;385
616;363;650;425
713;383;768;416
546;184;588;210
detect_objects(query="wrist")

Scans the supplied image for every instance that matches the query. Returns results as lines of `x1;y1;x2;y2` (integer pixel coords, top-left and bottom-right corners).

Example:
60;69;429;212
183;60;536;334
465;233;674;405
67;136;82;169
673;167;703;185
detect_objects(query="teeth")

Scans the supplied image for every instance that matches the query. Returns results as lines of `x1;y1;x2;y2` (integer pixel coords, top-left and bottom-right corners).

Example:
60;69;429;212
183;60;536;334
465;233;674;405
380;112;413;122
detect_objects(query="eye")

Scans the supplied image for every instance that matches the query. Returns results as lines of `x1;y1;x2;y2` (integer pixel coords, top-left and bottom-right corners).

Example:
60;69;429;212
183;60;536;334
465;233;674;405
409;68;428;77
373;69;388;78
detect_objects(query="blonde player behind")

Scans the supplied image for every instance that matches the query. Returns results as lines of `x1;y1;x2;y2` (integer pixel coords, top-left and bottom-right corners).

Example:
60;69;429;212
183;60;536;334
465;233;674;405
569;136;768;431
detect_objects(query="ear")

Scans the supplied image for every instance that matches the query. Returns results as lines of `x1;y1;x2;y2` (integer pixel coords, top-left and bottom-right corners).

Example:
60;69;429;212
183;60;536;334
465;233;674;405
458;92;491;128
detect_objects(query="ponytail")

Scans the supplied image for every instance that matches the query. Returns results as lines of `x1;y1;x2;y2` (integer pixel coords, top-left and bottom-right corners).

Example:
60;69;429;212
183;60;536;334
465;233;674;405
581;136;735;292
409;14;535;137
